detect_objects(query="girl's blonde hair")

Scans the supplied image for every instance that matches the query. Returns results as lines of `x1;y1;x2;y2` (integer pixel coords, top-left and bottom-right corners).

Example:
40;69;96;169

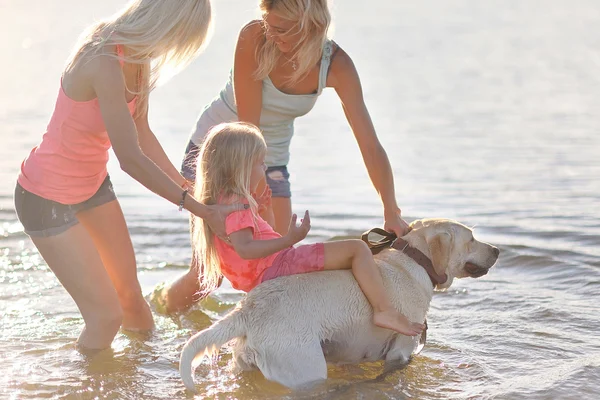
192;122;267;292
255;0;331;87
66;0;213;117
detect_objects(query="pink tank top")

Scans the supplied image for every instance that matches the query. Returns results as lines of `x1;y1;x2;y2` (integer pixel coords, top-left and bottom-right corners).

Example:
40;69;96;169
18;45;137;205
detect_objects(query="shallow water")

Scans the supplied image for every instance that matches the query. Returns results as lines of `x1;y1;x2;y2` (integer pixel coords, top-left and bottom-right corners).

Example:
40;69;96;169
1;0;600;399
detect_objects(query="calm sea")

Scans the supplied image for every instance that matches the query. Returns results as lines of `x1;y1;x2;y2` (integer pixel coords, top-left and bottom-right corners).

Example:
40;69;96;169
1;0;599;399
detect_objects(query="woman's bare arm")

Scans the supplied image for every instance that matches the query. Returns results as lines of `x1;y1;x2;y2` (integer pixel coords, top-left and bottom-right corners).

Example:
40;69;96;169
135;99;188;187
233;21;264;127
90;56;208;217
329;48;410;236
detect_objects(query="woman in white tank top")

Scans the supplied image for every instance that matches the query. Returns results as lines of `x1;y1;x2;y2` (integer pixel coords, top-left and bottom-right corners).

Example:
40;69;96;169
162;0;412;312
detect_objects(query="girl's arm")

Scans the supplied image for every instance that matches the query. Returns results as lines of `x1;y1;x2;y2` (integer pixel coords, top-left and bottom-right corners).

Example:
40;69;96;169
135;99;188;187
90;56;239;235
233;21;264;126
229;211;310;259
329;47;410;237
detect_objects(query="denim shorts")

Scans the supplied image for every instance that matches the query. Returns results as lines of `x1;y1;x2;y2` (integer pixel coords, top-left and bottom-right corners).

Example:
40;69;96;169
14;175;117;237
181;140;292;198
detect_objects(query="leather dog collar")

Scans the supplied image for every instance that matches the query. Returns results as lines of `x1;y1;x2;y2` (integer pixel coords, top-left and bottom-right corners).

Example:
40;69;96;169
391;238;448;286
361;228;448;287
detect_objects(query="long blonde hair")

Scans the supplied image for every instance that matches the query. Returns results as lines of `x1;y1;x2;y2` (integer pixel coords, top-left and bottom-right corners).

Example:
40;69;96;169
65;0;213;116
255;0;331;86
193;122;267;292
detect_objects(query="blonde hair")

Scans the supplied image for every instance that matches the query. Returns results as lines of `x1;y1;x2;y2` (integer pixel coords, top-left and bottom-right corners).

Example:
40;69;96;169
255;0;331;87
65;0;213;117
192;122;267;292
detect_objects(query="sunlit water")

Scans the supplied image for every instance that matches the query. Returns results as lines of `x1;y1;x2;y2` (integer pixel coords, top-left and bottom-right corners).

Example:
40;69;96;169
1;1;599;399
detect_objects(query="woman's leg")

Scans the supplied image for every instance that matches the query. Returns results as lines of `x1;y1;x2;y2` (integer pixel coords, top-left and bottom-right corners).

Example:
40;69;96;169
162;216;216;313
322;239;425;336
264;167;292;235
31;224;123;350
271;197;292;235
161;142;213;313
76;199;154;331
162;239;203;313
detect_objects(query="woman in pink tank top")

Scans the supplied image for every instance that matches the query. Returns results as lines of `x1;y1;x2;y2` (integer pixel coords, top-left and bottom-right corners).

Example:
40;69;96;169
13;0;244;351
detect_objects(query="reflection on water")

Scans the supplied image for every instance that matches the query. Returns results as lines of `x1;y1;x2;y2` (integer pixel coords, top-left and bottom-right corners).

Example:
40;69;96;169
1;0;600;399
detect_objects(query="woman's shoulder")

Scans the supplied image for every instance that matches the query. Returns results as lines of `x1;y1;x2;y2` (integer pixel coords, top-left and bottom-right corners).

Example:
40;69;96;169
71;44;122;77
61;43;125;101
238;20;265;41
328;41;351;68
234;20;265;60
327;41;358;83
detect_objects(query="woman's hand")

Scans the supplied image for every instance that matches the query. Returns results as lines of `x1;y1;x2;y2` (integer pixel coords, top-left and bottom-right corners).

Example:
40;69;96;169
384;209;411;238
330;47;408;240
203;203;248;239
285;210;311;245
253;184;272;214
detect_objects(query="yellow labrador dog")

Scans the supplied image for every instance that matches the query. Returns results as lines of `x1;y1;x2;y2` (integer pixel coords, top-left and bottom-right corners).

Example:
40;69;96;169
180;218;499;391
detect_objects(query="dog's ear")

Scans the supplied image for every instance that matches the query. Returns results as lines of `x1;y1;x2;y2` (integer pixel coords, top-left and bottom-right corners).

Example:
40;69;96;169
426;232;452;277
409;219;424;231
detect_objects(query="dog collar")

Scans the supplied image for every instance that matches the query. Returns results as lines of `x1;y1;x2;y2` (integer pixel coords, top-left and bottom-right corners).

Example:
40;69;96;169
361;228;448;287
391;238;448;286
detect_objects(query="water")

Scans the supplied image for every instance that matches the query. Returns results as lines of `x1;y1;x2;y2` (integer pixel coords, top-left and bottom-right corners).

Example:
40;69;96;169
1;0;600;398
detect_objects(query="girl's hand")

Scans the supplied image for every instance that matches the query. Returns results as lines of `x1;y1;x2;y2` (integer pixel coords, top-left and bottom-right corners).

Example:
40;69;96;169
253;184;272;214
204;203;248;239
285;211;311;245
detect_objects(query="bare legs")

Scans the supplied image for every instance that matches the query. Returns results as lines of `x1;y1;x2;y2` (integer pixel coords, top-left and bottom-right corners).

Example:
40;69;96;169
76;200;153;331
161;246;204;313
161;216;215;313
31;200;153;350
323;240;425;336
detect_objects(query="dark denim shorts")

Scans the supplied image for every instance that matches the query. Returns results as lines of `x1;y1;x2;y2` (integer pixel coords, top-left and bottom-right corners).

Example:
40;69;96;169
14;175;117;238
264;166;291;198
181;140;292;198
180;140;201;182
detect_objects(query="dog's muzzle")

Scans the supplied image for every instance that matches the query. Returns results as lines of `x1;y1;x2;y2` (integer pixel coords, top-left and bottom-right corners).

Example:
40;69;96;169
464;262;491;278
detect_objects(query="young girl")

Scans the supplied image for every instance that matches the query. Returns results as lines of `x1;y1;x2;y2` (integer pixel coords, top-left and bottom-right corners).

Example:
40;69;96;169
193;122;425;336
164;0;412;312
13;0;244;351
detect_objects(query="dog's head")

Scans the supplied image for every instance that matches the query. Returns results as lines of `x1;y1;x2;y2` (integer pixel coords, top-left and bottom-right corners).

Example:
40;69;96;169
406;218;499;289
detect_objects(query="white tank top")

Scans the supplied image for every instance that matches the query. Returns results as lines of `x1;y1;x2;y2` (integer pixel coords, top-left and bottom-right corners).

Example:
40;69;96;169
189;40;334;167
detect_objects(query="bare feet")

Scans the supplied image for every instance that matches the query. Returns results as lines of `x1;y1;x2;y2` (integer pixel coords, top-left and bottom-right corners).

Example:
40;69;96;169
159;268;203;314
121;299;155;332
373;309;425;336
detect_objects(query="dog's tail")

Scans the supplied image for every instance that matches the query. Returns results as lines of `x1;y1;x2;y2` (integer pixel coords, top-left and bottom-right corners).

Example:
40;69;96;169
179;306;245;392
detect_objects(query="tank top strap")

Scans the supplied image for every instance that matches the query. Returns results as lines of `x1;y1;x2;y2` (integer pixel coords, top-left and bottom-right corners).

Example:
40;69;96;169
316;40;333;95
116;44;125;68
115;44;143;92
